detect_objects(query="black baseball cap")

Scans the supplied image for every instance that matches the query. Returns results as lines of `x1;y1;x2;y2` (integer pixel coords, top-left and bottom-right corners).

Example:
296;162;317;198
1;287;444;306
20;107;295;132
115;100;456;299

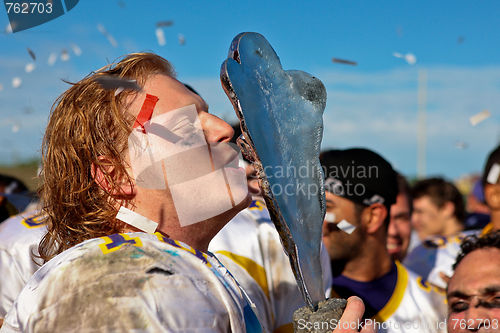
483;145;500;186
319;148;398;207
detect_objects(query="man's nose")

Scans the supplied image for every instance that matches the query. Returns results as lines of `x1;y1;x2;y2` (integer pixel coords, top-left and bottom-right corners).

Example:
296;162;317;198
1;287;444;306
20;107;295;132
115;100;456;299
201;113;234;143
464;302;491;330
387;220;398;236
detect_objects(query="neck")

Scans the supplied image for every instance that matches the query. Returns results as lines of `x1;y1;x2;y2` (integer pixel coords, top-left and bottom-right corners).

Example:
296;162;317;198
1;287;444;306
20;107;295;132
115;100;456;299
339;238;393;281
442;218;463;237
489;209;500;231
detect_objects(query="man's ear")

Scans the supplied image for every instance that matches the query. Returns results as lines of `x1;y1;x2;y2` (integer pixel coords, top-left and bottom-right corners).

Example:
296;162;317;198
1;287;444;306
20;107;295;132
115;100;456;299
91;156;134;197
484;184;500;210
440;201;455;219
364;203;387;234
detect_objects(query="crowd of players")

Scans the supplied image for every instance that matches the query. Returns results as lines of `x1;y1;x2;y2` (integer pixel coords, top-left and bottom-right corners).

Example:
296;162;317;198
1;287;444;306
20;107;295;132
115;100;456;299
0;52;499;332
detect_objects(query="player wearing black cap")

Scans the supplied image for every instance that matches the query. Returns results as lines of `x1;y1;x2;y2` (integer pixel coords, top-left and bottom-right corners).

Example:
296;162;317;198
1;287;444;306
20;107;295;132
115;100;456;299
320;148;447;333
479;145;500;236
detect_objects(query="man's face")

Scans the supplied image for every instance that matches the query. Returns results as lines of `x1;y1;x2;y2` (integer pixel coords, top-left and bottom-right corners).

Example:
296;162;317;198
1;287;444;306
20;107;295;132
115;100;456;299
412;196;447;240
322;191;365;262
447;248;500;333
125;74;251;230
387;193;412;261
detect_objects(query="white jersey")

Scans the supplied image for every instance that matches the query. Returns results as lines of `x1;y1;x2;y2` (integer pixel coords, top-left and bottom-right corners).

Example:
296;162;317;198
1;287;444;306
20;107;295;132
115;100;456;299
0;210;46;319
2;232;270;333
375;262;448;333
210;199;332;333
403;230;477;289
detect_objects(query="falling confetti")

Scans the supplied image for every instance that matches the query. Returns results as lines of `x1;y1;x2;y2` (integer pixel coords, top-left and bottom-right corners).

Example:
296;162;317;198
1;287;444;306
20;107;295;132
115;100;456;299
455;141;468;149
117;0;125;8
48;52;58;66
178;33;185;46
393;52;417;65
12;124;20;133
12;77;22;89
155;27;166;46
156;20;173;27
457;36;465;44
25;63;35;73
61;49;70;61
331;57;357;66
94;75;142;95
27;48;36;61
396;25;403;37
23;106;34;114
71;44;82;56
469;110;491;126
97;24;118;47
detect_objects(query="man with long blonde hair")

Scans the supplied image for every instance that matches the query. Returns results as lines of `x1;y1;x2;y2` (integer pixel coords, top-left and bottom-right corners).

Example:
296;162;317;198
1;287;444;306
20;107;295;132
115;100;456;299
2;52;269;332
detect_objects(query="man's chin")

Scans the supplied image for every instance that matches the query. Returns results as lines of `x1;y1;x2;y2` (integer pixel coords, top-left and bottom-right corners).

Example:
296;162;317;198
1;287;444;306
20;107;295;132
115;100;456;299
208;192;252;226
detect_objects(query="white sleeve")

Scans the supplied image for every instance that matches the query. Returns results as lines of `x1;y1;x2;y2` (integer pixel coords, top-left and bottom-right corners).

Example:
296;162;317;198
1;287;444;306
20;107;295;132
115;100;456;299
0;249;27;319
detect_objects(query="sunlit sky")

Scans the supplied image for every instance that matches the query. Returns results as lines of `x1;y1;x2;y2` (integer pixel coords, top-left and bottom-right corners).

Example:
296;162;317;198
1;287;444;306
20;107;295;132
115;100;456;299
1;0;500;179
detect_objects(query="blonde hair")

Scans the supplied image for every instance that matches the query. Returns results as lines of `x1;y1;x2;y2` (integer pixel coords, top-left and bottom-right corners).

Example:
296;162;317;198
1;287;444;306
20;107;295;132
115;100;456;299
39;53;175;262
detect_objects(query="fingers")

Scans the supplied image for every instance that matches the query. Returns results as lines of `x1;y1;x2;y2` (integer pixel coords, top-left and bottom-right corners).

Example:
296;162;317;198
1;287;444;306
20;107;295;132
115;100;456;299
333;296;365;332
360;319;376;333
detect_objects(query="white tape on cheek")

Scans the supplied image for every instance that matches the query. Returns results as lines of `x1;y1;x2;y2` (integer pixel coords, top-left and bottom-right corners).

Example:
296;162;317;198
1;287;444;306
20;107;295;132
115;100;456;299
116;206;158;233
325;212;336;223
337;219;356;234
487;163;500;184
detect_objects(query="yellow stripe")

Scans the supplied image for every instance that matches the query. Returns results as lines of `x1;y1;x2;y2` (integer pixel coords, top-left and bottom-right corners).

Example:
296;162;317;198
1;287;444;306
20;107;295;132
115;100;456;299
216;250;269;299
481;222;494;236
374;261;408;322
273;323;293;333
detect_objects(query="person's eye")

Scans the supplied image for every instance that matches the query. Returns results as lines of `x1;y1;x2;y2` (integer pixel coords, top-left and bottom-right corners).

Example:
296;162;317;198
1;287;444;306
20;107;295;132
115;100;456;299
450;301;469;313
483;296;500;308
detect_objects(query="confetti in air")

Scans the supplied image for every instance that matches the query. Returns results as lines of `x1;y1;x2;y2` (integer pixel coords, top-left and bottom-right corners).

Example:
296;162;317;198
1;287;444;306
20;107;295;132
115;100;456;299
94;75;142;96
155;27;166;46
27;48;36;61
396;25;403;37
12;124;20;133
156;20;173;27
331;57;357;66
12;77;22;88
48;52;58;66
97;24;118;47
61;49;70;61
25;63;35;73
178;33;185;46
393;52;417;65
469;110;491;126
71;44;82;56
455;141;468;149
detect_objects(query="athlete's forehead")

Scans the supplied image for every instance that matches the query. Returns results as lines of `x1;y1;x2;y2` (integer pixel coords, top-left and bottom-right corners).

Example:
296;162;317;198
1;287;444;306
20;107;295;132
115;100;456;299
126;74;208;118
448;248;500;296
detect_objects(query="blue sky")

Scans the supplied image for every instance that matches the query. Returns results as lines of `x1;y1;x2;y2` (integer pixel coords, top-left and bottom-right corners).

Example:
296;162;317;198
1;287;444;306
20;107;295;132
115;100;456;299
1;0;499;180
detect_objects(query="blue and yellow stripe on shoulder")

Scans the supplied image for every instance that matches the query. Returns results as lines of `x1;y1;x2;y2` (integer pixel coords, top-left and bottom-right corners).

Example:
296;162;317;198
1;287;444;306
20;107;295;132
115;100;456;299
248;200;265;211
99;233;143;254
21;212;47;229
